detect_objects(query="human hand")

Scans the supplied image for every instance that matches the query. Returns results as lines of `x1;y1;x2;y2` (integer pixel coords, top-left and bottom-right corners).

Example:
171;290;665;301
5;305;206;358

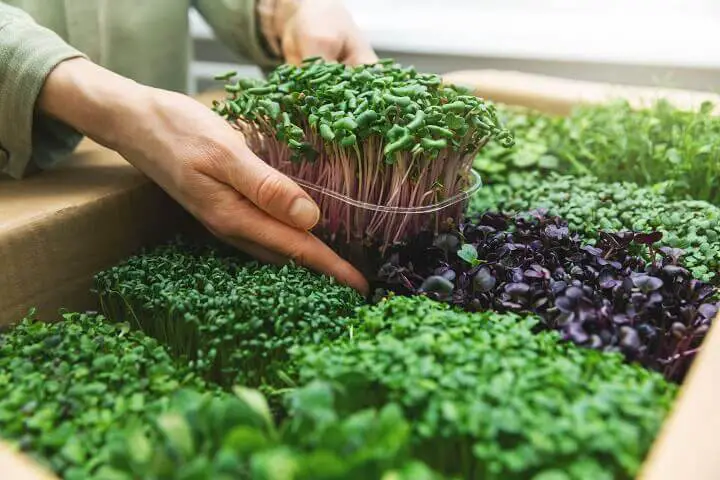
260;0;377;66
39;58;369;295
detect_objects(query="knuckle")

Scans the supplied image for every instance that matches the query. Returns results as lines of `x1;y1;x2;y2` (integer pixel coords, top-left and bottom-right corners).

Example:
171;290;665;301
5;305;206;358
306;32;338;51
286;234;314;265
255;173;287;209
203;210;232;237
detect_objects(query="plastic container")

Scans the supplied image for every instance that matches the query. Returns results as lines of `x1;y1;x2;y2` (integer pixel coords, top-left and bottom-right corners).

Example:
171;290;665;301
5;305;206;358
293;169;482;275
240;123;484;273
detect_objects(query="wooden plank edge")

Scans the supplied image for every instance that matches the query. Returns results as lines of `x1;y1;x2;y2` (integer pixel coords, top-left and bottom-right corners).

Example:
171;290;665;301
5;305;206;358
637;309;720;480
441;69;720;116
0;441;57;480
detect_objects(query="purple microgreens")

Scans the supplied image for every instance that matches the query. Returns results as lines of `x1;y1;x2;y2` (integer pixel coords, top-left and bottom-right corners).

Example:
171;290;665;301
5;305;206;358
659;246;685;265
375;210;719;383
419;275;455;301
631;274;664;293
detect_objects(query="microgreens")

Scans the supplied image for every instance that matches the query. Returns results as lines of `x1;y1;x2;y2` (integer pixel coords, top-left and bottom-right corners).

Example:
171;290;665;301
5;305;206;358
293;296;677;480
93;240;365;393
0;311;209;478
212;58;513;253
6;85;719;479
471;172;720;282
376;210;718;382
96;381;446;480
474;100;720;204
457;243;481;267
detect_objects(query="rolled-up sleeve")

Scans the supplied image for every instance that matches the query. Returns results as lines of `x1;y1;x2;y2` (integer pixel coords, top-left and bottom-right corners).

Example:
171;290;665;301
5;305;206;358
193;0;281;70
0;3;87;179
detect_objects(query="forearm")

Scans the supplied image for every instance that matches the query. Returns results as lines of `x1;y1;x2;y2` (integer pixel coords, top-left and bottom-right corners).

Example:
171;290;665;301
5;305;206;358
36;56;250;193
37;58;152;154
0;2;86;178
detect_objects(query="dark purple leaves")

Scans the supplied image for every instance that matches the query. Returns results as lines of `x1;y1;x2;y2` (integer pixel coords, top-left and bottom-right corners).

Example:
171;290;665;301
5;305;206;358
662;265;688;278
565;286;584;300
699;303;718;320
555;296;576;313
419;275;454;298
671;322;687;338
545;224;569;240
375;210;719;383
505;283;530;299
439;268;457;282
476;212;508;230
598;231;635;250
524;264;550;279
564;322;590;344
598;271;621;289
633;231;663;245
659;246;685;264
473;268;496;292
581;245;603;257
631;274;664;293
433;233;460;255
619;326;642;356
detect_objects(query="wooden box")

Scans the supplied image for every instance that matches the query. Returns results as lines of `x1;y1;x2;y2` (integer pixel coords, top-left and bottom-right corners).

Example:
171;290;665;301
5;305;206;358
1;74;718;479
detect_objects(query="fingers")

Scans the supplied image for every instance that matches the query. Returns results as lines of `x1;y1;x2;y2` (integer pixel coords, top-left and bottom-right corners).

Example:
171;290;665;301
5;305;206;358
202;183;369;296
217;235;288;266
342;35;378;66
282;22;340;65
281;10;377;67
215;142;321;231
280;22;304;66
221;231;369;296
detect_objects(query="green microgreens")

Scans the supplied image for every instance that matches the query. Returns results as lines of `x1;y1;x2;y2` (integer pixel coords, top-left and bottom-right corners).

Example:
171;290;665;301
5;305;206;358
96;381;447;480
93;240;365;395
212;58;513;250
0;311;209;478
474;100;720;205
292;296;678;480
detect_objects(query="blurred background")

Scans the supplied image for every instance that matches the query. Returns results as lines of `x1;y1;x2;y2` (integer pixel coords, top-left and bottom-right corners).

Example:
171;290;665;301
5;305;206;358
189;0;720;95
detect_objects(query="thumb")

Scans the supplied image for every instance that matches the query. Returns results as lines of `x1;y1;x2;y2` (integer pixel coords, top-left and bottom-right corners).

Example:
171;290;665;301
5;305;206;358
227;145;321;230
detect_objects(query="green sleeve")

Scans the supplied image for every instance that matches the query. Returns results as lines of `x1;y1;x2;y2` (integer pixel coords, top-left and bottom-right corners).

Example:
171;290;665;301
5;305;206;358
0;2;87;179
193;0;281;70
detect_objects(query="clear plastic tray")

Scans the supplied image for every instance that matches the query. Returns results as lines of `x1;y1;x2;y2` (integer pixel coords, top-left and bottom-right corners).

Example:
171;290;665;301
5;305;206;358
293;169;481;249
238;123;483;266
291;168;482;215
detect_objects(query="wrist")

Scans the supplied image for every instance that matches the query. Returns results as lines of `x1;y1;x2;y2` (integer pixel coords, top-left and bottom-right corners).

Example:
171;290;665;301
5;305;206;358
37;57;153;152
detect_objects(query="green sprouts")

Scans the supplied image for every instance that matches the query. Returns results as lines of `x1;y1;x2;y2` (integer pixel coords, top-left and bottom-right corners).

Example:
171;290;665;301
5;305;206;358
293;296;677;480
474;99;720;204
93;240;365;392
97;381;446;480
0;311;209;478
213;58;513;251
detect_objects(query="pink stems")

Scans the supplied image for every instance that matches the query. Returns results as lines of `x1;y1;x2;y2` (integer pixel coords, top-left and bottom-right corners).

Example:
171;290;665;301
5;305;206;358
236;119;485;254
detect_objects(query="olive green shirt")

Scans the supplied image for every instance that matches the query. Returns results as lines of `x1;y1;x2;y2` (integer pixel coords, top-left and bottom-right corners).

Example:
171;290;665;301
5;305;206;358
0;0;279;179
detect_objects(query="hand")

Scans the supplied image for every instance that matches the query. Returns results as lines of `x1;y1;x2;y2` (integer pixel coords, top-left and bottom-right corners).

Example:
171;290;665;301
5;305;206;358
270;0;377;65
38;58;369;295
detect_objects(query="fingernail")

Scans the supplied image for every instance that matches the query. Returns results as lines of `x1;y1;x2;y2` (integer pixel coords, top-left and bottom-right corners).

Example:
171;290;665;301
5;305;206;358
289;197;320;229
